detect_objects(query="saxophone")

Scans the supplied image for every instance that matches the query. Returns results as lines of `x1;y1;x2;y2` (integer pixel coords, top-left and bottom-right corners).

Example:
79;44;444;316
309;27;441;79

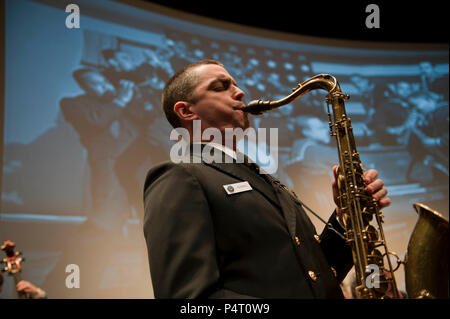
241;74;400;299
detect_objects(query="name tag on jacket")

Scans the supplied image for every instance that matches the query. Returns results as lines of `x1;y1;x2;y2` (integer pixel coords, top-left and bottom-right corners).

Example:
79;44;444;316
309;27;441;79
223;181;253;195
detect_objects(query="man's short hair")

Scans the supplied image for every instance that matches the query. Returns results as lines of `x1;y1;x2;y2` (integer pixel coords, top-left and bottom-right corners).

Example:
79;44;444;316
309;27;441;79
162;59;223;128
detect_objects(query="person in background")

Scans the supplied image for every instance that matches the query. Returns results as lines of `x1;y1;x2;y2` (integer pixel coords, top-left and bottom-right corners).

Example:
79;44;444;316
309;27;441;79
16;280;47;299
0;272;47;299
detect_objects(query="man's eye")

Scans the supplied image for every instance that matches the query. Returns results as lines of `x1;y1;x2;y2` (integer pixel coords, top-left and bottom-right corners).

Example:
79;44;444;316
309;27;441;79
213;83;228;91
210;79;231;91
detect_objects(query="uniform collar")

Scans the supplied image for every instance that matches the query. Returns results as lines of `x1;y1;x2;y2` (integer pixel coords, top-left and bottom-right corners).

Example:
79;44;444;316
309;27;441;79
193;142;238;161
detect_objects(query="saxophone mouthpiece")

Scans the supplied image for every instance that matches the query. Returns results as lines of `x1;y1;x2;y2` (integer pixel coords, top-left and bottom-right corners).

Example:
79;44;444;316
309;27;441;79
240;100;272;115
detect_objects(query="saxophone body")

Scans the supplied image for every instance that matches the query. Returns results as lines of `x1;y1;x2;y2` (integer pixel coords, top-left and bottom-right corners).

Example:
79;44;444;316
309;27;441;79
242;74;400;299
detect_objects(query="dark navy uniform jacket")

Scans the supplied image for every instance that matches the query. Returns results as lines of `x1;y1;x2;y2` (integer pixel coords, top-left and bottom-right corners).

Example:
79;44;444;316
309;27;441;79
143;147;353;298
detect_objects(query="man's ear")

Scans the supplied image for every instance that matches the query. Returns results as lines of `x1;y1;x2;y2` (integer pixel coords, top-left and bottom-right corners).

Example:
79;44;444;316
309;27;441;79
174;101;199;122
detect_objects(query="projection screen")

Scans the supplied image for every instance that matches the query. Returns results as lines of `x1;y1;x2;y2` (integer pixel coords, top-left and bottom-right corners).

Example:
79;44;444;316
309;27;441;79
1;0;448;298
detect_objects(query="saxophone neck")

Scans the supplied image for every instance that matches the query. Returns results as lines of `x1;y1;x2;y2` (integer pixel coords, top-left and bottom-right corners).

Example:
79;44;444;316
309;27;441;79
241;74;344;115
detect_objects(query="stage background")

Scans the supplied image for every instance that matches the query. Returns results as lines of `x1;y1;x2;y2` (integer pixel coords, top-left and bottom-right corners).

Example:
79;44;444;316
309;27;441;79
1;0;448;298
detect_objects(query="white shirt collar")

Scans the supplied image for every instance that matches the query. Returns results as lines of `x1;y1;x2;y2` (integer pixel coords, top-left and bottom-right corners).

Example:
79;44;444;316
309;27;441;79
194;142;238;160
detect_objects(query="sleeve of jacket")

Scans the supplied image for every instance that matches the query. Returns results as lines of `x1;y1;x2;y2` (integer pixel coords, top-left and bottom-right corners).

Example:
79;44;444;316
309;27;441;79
143;162;221;298
319;211;354;283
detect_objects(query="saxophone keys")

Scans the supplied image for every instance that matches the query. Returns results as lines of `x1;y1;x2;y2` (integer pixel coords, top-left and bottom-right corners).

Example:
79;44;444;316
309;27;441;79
365;225;379;242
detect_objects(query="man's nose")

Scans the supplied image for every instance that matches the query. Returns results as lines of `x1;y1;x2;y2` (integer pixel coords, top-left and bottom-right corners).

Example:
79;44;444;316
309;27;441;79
233;86;245;101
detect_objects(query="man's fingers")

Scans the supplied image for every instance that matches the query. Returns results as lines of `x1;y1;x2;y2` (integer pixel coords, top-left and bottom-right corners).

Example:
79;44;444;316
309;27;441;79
333;166;390;209
366;179;384;193
371;187;388;201
378;196;391;209
332;165;339;184
333;165;339;177
363;169;379;184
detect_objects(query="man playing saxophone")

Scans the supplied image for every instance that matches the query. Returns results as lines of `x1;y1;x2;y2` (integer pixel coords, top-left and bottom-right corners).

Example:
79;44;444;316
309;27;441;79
143;60;392;298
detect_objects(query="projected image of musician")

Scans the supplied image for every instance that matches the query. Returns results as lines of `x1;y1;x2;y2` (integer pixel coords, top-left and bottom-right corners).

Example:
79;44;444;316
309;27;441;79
100;48;174;226
59;38;178;237
46;64;147;297
101;48;171;92
60;68;137;232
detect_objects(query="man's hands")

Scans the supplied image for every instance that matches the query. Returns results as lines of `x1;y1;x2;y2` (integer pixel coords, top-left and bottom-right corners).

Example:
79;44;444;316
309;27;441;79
332;165;391;218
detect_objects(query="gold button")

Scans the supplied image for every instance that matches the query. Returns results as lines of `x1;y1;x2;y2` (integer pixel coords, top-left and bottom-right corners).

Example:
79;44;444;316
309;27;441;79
331;267;337;277
314;234;321;243
295;236;301;246
308;270;317;282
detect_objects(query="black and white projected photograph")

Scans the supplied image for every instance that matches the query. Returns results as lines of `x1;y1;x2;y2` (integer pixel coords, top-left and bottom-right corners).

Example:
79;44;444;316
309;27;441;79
0;0;448;301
